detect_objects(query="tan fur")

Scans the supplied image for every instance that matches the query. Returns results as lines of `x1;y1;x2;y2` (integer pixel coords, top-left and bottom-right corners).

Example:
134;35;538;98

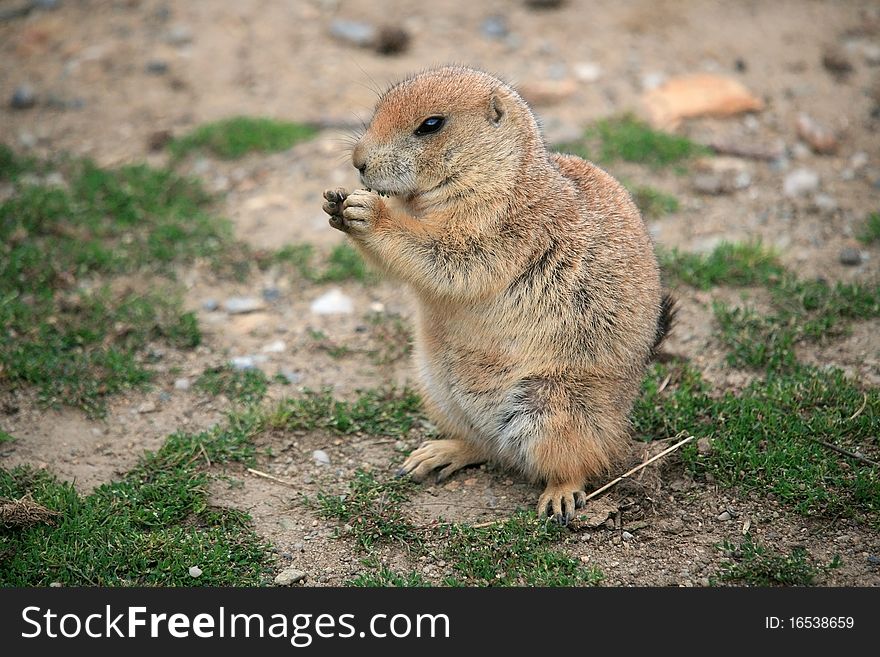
322;66;664;522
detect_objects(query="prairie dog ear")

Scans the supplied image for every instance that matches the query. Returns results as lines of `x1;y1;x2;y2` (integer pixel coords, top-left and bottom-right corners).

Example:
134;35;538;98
488;87;513;125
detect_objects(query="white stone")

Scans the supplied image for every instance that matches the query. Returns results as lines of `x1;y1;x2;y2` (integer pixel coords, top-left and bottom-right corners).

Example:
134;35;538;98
783;168;820;198
573;61;602;83
189;566;202;578
310;288;354;315
312;449;330;465
262;340;286;353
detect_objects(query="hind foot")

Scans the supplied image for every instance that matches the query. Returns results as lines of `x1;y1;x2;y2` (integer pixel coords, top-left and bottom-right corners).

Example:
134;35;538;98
396;439;486;482
537;482;588;525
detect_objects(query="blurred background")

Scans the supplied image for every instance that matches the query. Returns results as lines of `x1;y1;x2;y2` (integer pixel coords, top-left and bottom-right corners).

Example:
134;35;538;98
1;0;879;588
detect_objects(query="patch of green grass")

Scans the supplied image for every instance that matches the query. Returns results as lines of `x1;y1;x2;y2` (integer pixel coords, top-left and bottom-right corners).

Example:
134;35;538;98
714;534;839;586
660;241;785;290
715;278;880;372
266;387;423;438
632;361;714;441
0;430;14;444
629;184;680;218
438;512;603;586
320;243;371;283
689;367;879;524
0;143;36;181
0;413;272;585
195;365;269;404
169;117;317;160
635;361;880;526
346;559;431;587
0;148;229;416
557;115;709;167
857;212;880;245
314;470;418;550
307;328;352;359
272;242;371;284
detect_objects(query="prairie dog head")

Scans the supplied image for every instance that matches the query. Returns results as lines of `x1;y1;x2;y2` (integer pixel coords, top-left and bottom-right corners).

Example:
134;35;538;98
352;66;542;206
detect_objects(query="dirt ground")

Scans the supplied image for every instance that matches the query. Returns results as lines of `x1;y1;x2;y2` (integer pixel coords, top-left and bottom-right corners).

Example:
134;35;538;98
1;0;879;585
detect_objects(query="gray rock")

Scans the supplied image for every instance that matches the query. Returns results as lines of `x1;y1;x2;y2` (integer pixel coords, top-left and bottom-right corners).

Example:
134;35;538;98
838;247;862;266
717;511;732;522
137;401;157;414
274;567;307;586
158;391;172;403
480;15;508;39
312;449;330;465
697;437;712;455
174;378;191;391
812;193;838;215
262;286;281;302
10;85;36;110
146;59;169;75
188;565;202;578
329;19;376;47
223;296;264;314
201;298;219;312
867;555;880;567
621;531;634;542
279;368;302;384
783;168;820;198
165;24;193;46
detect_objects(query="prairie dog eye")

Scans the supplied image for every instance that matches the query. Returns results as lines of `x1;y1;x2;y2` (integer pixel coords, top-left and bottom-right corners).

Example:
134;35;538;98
414;116;445;136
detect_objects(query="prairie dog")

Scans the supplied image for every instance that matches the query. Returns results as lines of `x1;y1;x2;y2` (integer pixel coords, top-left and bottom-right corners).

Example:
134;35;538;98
322;65;673;522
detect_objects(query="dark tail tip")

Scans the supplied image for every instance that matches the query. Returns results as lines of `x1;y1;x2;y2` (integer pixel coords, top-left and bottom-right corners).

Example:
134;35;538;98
650;293;677;358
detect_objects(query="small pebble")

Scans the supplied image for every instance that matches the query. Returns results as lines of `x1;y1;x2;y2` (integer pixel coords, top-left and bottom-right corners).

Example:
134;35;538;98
145;60;169;75
261;339;286;353
312;449;330;465
137;401;157;414
174;378;191;391
812;193;838;215
838;247;862;266
262;286;281;302
275;567;307;586
697;437;712;455
783;168;820;198
223;296;265;314
822;45;853;78
621;531;634;542
329;19;376;47
480;15;508;39
717;511;732;521
310;288;353;315
165;24;193;46
11;85;36;110
49;582;62;588
188;566;202;578
230;355;267;371
201;298;219;312
867;555;880;567
279;368;302;384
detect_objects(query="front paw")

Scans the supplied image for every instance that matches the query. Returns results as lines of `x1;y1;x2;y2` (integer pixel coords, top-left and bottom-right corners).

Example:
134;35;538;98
322;188;348;232
340;189;383;235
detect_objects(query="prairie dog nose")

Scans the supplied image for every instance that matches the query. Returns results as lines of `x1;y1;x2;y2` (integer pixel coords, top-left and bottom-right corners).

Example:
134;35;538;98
352;144;367;172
